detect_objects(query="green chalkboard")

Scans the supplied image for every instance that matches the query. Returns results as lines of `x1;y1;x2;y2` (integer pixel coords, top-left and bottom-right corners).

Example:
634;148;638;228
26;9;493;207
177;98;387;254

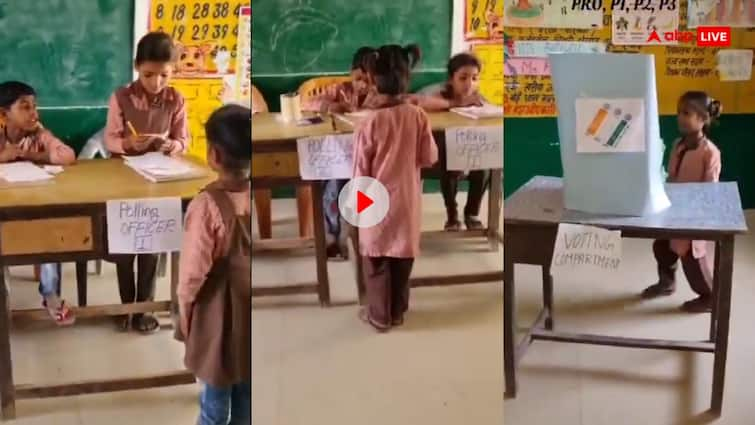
252;0;451;75
0;0;133;107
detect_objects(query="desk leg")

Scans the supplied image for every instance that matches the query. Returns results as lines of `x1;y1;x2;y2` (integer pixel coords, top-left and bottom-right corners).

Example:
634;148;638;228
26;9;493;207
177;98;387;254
75;261;88;307
311;182;331;307
487;169;503;252
542;267;554;330
504;242;517;398
711;236;734;415
170;252;182;340
710;242;721;342
0;268;16;419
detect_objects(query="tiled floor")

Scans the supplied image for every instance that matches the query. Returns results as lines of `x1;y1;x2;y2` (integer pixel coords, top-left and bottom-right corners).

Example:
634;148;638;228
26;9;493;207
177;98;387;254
252;193;505;425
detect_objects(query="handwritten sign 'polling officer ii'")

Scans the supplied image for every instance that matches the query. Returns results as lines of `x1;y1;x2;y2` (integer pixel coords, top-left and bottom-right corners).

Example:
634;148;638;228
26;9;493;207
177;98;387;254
106;197;183;254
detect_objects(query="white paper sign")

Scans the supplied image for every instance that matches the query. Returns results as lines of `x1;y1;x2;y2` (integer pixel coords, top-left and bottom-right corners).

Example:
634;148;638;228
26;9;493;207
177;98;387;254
717;50;753;82
445;126;503;171
551;223;622;272
107;197;183;254
297;134;354;180
575;98;646;153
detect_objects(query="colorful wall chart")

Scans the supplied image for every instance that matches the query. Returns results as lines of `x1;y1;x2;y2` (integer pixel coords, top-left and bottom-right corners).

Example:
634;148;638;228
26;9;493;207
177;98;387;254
504;0;603;28
505;1;755;117
688;0;755;28
149;0;249;160
464;0;503;40
233;5;251;105
472;43;504;105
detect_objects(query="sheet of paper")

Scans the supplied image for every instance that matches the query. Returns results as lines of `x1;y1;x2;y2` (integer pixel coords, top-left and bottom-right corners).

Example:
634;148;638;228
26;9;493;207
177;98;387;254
43;165;64;175
297;133;354;180
612;0;680;45
123;153;194;176
717;49;754;81
504;0;603;28
450;105;504;119
511;41;606;58
575;98;646;153
0;162;54;183
106;197;183;254
551;223;622;273
444;126;503;171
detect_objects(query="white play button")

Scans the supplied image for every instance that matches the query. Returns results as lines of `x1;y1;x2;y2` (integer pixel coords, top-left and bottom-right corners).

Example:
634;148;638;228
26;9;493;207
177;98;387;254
338;177;390;228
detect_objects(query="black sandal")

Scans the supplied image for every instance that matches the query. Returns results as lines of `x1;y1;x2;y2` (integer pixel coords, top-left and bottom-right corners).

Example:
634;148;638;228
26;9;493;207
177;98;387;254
115;315;131;332
464;216;484;230
444;220;462;231
134;314;160;335
641;282;676;299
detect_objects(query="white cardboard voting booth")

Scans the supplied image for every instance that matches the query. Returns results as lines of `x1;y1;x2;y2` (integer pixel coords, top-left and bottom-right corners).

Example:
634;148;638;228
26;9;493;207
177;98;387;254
549;53;670;216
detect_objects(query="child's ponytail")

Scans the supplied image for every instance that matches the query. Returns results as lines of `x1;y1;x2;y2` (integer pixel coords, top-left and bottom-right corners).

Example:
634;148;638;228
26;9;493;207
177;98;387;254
403;44;422;69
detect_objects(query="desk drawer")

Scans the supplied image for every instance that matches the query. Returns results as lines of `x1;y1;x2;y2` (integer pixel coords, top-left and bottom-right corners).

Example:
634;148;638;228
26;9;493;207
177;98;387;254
1;217;93;255
252;152;300;178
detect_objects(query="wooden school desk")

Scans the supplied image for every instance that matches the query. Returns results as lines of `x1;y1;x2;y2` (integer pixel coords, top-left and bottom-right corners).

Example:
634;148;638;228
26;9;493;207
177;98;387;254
252;113;353;306
504;176;747;416
0;159;216;420
251;111;503;306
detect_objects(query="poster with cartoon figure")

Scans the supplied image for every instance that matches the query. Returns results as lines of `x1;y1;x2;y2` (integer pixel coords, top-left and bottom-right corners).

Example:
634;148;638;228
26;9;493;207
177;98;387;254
149;0;249;160
503;0;603;28
465;0;503;40
689;0;755;28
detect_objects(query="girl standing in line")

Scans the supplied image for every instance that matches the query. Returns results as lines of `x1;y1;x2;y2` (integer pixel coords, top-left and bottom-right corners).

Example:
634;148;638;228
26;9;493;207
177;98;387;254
351;44;438;331
178;104;251;425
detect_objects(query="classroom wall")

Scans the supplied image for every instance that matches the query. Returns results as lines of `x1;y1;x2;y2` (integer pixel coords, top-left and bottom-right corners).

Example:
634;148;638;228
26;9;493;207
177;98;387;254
504;115;755;208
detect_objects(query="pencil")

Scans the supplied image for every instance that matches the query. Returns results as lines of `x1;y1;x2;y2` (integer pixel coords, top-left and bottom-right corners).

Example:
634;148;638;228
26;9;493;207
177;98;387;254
126;121;138;136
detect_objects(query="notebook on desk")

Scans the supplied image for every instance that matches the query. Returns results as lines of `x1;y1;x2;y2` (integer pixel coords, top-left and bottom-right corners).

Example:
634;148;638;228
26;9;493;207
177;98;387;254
0;162;56;187
450;105;503;119
123;153;207;183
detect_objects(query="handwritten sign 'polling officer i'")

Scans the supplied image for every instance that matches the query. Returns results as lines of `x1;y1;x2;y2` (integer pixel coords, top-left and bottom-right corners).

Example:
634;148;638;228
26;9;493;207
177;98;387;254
106;197;183;254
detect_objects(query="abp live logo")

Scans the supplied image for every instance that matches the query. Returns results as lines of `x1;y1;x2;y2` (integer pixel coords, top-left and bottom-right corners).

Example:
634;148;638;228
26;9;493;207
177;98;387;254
646;27;731;47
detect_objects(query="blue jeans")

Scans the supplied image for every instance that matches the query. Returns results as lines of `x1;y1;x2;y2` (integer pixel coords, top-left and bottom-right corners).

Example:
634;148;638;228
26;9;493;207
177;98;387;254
198;381;250;425
323;179;348;242
38;263;61;298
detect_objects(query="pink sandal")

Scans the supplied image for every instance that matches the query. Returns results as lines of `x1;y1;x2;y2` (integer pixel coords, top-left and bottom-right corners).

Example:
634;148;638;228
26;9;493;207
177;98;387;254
43;299;76;326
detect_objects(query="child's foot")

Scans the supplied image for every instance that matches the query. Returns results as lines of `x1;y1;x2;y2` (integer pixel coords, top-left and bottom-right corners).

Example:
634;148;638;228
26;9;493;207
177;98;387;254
133;313;160;334
115;315;131;332
464;215;484;230
391;316;404;327
358;308;390;332
641;282;676;299
326;243;341;259
681;296;712;313
444;219;462;231
42;296;75;326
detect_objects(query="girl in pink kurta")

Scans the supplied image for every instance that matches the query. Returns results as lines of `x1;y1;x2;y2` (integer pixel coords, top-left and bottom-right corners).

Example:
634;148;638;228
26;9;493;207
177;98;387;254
352;45;439;331
104;32;189;334
642;91;722;313
0;81;76;326
178;105;250;424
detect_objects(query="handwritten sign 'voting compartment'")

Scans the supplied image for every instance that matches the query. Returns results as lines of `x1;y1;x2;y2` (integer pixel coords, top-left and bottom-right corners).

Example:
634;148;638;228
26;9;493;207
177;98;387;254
106;198;183;254
297;134;354;180
445;126;503;171
551;223;622;273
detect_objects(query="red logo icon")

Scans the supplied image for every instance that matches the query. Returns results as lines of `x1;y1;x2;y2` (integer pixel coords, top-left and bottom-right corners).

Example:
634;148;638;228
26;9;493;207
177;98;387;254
356;191;374;213
645;27;731;47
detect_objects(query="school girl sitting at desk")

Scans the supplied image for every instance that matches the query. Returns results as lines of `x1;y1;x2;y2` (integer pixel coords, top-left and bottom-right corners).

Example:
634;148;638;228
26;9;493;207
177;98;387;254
410;53;492;232
104;31;188;334
0;80;76;326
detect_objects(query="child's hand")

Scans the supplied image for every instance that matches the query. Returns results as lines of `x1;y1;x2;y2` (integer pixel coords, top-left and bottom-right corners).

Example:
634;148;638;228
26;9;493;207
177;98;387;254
20;149;49;163
328;101;355;114
454;92;483;107
126;133;153;152
0;144;22;162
